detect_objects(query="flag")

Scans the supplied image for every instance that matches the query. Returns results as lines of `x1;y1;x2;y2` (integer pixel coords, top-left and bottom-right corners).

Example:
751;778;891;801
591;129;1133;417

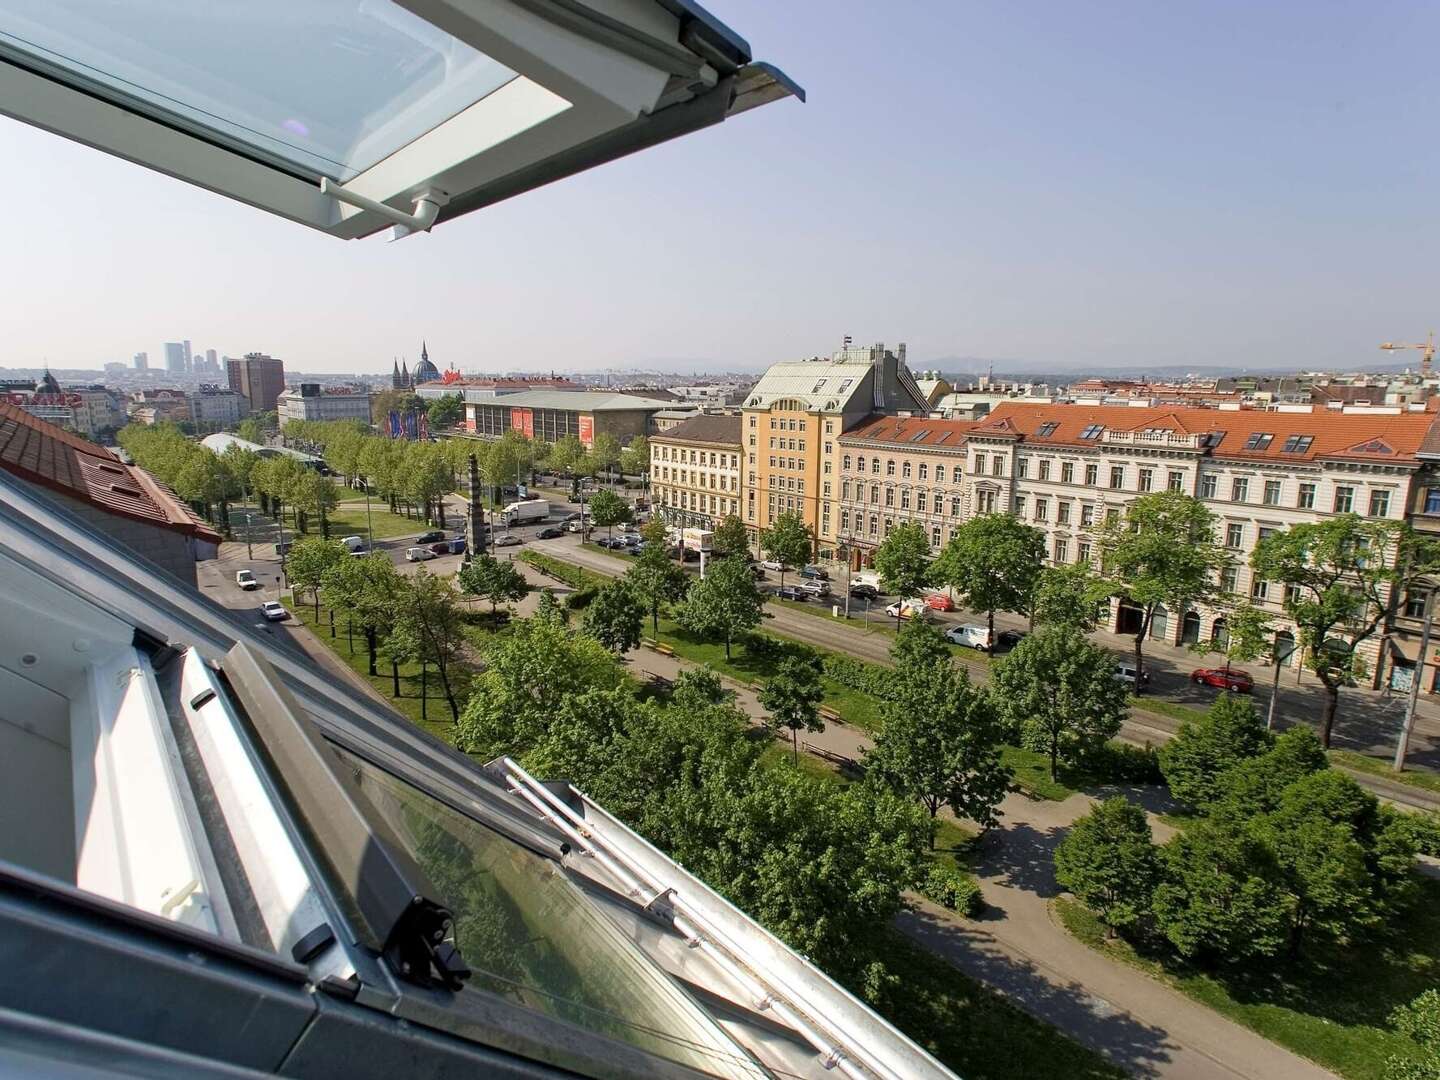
388;410;401;438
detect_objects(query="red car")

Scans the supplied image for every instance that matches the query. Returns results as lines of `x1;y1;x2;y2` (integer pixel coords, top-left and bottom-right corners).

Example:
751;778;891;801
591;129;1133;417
924;593;955;612
1190;667;1254;693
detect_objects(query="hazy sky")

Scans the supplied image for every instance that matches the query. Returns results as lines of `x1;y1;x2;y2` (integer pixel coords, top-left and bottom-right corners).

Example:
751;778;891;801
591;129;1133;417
4;1;1439;375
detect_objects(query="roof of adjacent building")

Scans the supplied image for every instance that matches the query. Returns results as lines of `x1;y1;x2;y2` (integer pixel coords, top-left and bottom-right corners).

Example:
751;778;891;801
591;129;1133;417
0;401;221;541
972;402;1437;465
742;346;930;414
469;390;678;411
650;412;743;446
839;414;982;450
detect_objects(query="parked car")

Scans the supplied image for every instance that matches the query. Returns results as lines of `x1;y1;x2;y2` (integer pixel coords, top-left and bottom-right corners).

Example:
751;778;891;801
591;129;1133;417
405;546;437;561
848;582;879;600
776;585;809;602
566;520;586;533
759;559;783;572
1190;667;1254;693
235;569;259;590
340;535;366;553
750;564;768;579
886;599;932;621
260;601;289;622
559;512;581;524
995;629;1028;650
945;624;993;650
428;542;452;555
799;565;829;581
1113;662;1150;687
536;527;564;539
798;580;831;598
924;593;955;612
493;534;523;547
416;530;445;545
446;536;467;555
668;547;700;562
274;540;292;557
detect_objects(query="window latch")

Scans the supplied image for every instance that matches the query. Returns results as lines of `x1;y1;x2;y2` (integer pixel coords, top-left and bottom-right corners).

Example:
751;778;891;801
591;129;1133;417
320;179;448;240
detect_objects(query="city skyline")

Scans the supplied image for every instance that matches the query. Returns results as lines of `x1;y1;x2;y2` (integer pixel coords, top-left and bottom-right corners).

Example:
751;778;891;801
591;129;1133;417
4;1;1439;376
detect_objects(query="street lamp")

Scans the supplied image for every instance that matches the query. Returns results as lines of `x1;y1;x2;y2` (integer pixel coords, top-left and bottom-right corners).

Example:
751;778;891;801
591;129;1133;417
1395;579;1437;772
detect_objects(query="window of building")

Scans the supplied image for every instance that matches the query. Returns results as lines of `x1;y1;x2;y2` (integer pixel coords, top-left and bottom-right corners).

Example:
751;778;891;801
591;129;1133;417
918;463;928;481
916;491;927;512
869;514;878;537
886;459;895;476
1039;459;1051;481
823;481;831;497
797;440;805;452
900;490;910;510
952;465;964;484
1034;498;1049;522
978;490;997;514
1219;566;1238;593
1079;424;1104;440
870;485;879;504
901;461;911;478
1262;479;1281;505
1057;502;1071;525
884;488;894;507
825;421;833;434
992;457;1003;476
1080;504;1094;527
951;495;963;516
1085;463;1098;486
931;525;941;548
1369;489;1391;518
1055;538;1068;563
1427;489;1440;515
1282;434;1314;454
1105;506;1120;523
871;459;880;475
1166;470;1183;492
1225;522;1244;548
1015;457;1028;479
768;456;776;468
1109;466;1124;489
1405;590;1428;619
1298;482;1316;509
843;454;852;470
855;455;864;472
840;508;850;532
1251;577;1269;601
1231;478;1249;502
1245;432;1273;451
1037;422;1059;437
974;453;987;474
1333;486;1354;513
750;416;757;427
1138;468;1154;492
1061;461;1075;483
1078;540;1092;564
1200;474;1217;499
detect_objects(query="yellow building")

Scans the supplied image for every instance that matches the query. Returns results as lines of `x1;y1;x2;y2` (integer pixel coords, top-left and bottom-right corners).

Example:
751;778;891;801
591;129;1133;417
741;341;931;555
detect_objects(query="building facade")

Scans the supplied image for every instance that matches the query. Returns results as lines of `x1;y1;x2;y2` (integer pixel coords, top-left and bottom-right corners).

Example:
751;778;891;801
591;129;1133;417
650;414;743;530
278;384;372;426
462;390;675;446
187;386;248;428
226;352;286;414
163;341;186;373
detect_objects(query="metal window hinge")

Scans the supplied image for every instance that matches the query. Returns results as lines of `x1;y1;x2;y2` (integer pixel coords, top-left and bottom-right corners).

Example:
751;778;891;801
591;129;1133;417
319;179;448;241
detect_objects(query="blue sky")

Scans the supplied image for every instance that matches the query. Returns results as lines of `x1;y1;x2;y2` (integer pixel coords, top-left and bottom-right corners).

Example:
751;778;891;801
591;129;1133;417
3;0;1438;374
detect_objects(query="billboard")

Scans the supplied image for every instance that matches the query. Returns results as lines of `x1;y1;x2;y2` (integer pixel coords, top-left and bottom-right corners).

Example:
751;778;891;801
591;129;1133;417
682;528;713;553
511;407;533;438
578;414;594;446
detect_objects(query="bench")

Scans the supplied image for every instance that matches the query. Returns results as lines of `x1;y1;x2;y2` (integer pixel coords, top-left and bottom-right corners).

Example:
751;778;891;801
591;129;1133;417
802;742;859;770
818;705;843;725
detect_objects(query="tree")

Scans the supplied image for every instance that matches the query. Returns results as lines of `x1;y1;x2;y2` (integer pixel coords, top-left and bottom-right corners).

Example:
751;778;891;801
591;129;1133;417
1054;797;1160;937
1252;515;1440;747
760;511;812;592
872;521;934;625
889;616;952;673
935;514;1046;644
590;432;622;484
1386;991;1440;1080
625;541;690;634
675;555;765;659
427;395;463;429
1193;600;1273;678
584;579;645;654
387;570;468;721
620;434;649;478
1092;490;1231;693
712;514;750;559
1214;726;1330;819
548;434;585;476
587;488;631;544
534;586;568;626
868;656;1011;837
1158;692;1273;812
457;555;529;617
992;625;1129;779
289;468;339;536
1032;563;1107;631
759;653;826;762
286;537;346;617
322;554;401;676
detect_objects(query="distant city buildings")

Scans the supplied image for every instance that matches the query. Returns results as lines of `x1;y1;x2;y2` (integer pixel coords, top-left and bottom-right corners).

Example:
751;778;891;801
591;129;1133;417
2;372;124;439
133;351;148;371
278;383;372;426
163;342;186;373
226;352;285;414
186;386;248;428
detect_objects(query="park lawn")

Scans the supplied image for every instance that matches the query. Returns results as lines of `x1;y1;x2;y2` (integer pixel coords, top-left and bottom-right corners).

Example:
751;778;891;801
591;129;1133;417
1330;749;1440;795
1129;695;1209;725
1000;745;1080;801
1055;880;1440;1080
325;500;438;540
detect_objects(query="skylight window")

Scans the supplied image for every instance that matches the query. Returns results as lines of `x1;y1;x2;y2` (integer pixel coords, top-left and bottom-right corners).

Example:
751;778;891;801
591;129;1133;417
935;431;953;444
1282;435;1315;453
1036;422;1059;437
1078;424;1104;440
909;429;931;442
1245;433;1274;450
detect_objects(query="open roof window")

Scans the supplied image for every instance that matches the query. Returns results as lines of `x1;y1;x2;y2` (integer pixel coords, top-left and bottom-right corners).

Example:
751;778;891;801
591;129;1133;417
1245;432;1274;450
1036;421;1058;437
1282;434;1314;453
0;0;802;239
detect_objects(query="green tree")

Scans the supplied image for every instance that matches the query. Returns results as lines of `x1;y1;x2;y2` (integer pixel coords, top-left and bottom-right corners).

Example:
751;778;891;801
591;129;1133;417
1193;600;1274;679
675;554;765;659
1092;490;1230;693
760;511;813;592
873;521;933;626
1032;563;1107;631
387;569;468;721
1214;726;1330;819
427;395;463;429
1055;797;1160;937
1158;692;1273;812
1386;991;1440;1080
322;553;401;676
889;616;952;672
625;540;690;634
548;434;585;476
868;657;1011;836
584;579;645;654
935;513;1046;644
587;487;631;544
457;555;529;617
289;468;339;536
286;537;346;617
590;431;622;485
759;652;826;762
992;625;1129;779
534;586;568;626
619;434;649;478
712;514;750;559
1252;515;1440;747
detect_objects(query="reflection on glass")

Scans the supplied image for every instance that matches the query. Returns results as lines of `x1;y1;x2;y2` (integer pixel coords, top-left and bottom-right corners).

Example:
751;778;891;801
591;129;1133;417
335;749;763;1078
0;1;517;179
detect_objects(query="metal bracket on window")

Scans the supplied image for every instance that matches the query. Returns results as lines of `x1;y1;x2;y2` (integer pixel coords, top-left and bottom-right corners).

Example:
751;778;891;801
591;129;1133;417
319;179;448;241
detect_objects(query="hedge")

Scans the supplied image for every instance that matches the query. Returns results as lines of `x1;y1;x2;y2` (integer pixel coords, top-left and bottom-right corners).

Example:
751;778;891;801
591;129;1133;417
921;863;985;918
821;653;896;698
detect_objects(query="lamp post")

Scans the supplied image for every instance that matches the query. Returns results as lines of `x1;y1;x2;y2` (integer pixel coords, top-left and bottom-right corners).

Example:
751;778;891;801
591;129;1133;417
1395;582;1436;772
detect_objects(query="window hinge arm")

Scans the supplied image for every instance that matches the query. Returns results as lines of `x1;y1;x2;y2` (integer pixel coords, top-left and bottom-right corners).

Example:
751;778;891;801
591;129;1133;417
319;179;448;240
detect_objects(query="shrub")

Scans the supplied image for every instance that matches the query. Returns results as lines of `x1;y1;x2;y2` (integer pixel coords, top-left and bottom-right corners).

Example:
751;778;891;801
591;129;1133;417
821;653;896;698
566;583;599;610
922;863;985;917
1084;741;1164;785
1394;809;1440;858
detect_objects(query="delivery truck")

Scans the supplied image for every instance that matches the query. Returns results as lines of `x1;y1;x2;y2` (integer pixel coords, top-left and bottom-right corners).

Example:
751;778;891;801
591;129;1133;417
502;498;550;526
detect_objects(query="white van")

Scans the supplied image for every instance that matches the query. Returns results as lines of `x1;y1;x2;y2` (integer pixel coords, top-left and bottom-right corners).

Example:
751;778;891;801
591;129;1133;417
945;624;993;651
340;535;366;553
852;571;881;591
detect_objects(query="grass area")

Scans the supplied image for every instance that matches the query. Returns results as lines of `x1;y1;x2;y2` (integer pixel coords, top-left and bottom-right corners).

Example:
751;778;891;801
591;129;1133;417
1331;749;1440;795
1055;880;1440;1080
1129;695;1209;725
873;930;1126;1079
326;500;438;540
932;818;980;873
1000;745;1081;801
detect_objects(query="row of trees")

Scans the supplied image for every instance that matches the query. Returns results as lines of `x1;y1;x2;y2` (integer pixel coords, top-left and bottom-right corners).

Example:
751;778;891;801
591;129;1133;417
1057;692;1418;966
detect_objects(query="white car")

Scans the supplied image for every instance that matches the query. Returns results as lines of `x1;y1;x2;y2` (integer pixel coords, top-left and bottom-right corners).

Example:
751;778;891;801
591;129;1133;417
798;580;830;598
945;624;993;650
1113;662;1150;687
234;569;259;590
405;546;437;561
492;534;523;547
759;559;783;572
340;535;366;552
885;599;932;621
261;601;289;622
566;519;586;533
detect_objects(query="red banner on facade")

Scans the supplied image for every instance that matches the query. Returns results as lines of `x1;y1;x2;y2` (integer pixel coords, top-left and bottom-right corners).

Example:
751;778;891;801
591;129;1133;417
511;408;533;437
578;414;594;446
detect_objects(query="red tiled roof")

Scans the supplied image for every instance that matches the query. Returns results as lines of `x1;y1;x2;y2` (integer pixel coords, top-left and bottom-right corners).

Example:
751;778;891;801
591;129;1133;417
0;402;221;542
839;415;983;449
974;402;1434;465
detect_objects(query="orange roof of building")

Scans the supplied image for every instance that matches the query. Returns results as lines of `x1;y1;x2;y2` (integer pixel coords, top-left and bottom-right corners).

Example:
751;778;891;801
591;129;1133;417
973;401;1437;465
840;414;983;449
0;402;221;542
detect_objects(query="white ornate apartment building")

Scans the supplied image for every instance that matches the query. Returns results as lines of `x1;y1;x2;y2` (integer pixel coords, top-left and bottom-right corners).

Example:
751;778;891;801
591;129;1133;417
649;413;743;530
962;402;1436;682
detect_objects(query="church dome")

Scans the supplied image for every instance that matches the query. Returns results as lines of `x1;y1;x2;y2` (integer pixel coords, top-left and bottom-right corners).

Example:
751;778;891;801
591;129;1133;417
412;340;439;384
36;370;61;394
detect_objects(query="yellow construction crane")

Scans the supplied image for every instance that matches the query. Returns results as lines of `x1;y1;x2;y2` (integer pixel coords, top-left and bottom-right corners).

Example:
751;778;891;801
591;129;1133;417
1380;330;1436;379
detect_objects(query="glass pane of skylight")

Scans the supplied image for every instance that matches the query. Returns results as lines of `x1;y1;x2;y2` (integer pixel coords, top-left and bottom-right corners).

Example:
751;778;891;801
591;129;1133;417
0;1;518;180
